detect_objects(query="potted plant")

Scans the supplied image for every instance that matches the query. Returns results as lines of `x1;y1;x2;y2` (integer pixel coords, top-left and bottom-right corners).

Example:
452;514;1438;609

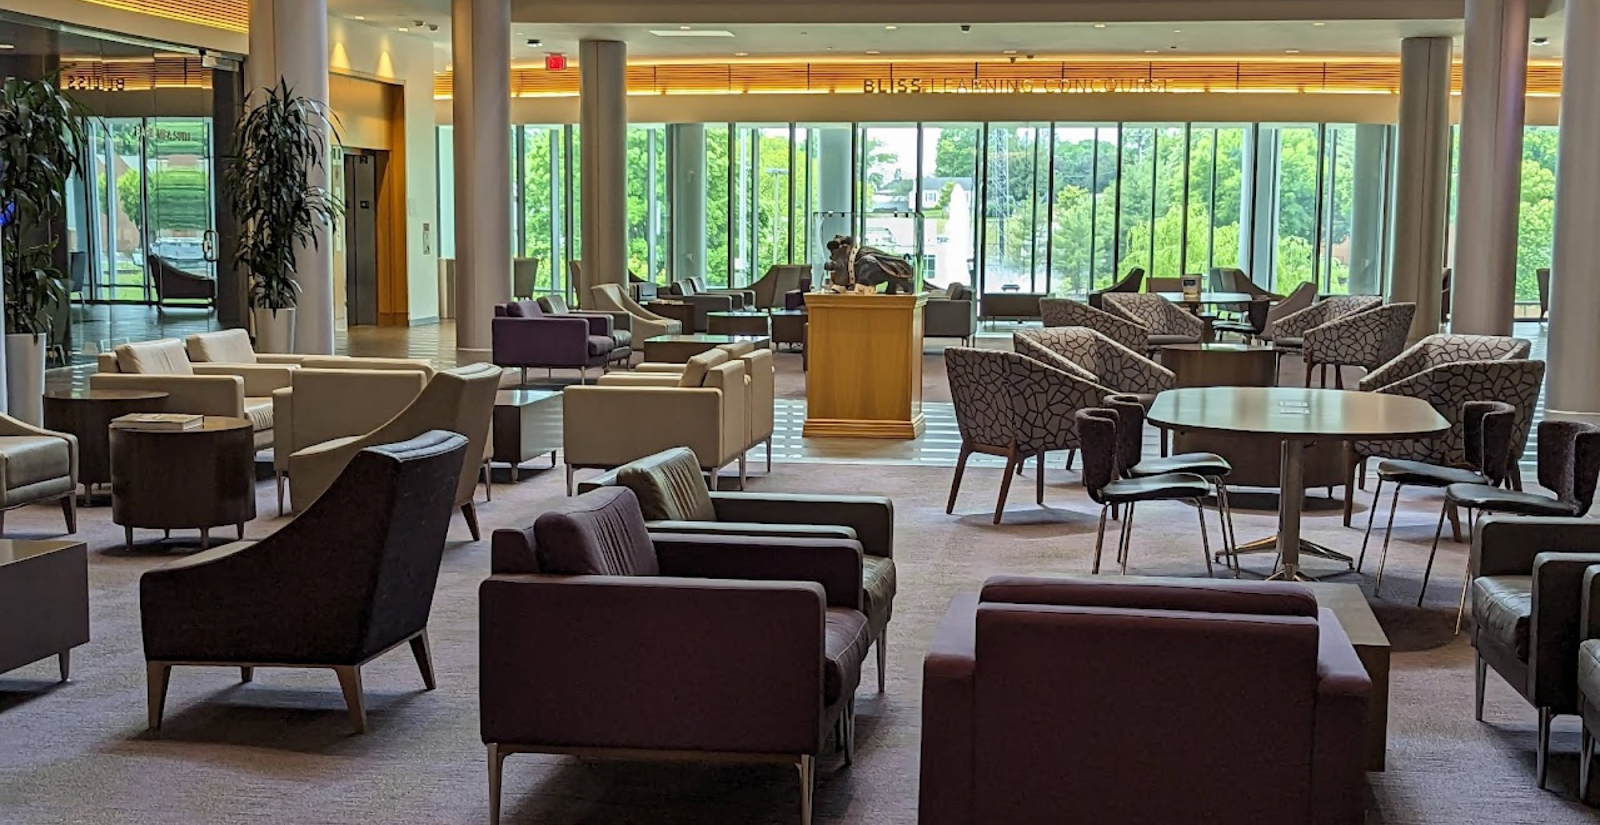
0;77;85;425
223;79;341;353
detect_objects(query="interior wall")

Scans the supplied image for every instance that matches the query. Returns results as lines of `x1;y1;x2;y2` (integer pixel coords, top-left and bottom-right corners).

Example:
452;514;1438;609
327;19;441;324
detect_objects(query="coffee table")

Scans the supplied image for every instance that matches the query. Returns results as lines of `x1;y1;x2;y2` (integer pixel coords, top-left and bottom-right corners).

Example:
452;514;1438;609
44;389;169;501
707;311;772;337
110;416;258;551
0;539;89;682
1148;387;1447;580
1304;582;1392;771
769;309;807;350
643;334;772;363
492;389;563;482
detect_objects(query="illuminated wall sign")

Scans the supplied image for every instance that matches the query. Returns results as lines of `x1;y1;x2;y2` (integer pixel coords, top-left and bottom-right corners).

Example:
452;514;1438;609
863;77;1173;94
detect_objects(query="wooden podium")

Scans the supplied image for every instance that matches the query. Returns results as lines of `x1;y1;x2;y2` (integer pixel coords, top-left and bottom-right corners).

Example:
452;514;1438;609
802;292;927;439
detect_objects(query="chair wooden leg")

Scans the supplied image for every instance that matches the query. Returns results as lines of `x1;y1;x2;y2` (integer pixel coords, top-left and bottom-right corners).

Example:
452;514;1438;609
462;503;482;542
1334;365;1345;389
1584;725;1595;802
1474;648;1487;722
565;463;575;496
146;662;172;730
1064;448;1076;471
766;438;773;473
739;453;747;490
946;442;973;514
797;755;816;825
875;629;887;693
1035;455;1046;505
1304;361;1314;388
994;450;1018;525
1538;707;1554;789
60;494;77;534
410;631;437;690
481;460;493;502
240;666;254;683
276;471;286;516
1447;501;1463;543
334;665;367;734
488;743;507;825
58;650;70;682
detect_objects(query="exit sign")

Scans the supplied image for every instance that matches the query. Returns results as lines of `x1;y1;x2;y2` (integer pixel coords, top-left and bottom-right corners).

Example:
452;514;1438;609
545;53;567;70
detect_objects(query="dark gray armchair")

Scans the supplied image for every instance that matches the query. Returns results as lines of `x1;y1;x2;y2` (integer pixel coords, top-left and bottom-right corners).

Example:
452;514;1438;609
924;282;977;344
148;254;217;313
140;430;468;733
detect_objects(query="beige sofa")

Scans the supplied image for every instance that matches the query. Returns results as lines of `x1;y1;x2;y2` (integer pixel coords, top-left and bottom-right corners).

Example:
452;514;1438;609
91;339;286;450
185;329;312;366
270;367;431;513
563;349;749;495
287;363;501;539
635;341;776;472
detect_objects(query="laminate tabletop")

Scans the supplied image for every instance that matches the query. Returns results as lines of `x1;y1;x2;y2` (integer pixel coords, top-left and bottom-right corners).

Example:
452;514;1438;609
1147;387;1448;440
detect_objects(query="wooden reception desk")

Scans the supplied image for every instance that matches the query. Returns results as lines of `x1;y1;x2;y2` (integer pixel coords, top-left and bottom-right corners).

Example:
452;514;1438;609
802;292;927;439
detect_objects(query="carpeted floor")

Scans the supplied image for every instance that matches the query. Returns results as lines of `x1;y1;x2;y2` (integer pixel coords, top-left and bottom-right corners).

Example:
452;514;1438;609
1;454;1596;824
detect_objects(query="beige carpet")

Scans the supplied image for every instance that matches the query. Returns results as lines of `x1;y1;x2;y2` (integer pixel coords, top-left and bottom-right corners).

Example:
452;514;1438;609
0;457;1595;824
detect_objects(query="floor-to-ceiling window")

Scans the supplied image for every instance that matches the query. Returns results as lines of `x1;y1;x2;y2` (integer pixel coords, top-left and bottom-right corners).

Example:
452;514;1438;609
981;123;1047;292
923;124;979;288
624;124;668;281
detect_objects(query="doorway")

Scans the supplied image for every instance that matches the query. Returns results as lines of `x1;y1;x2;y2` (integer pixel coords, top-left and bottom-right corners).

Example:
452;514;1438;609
342;150;385;327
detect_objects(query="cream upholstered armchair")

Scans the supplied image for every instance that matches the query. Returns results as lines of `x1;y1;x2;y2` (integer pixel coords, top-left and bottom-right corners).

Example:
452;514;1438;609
1100;293;1206;351
563;349;750;494
1038;297;1149;353
185;329;311;366
287;363;501;539
271;367;430;514
0;413;78;535
91;339;284;450
1301;302;1417;388
635;341;776;472
589;283;683;340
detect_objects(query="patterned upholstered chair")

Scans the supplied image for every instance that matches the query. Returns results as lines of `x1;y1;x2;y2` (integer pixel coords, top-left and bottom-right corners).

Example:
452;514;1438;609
1260;282;1318;343
1087;267;1143;309
1301;302;1417;389
1268;294;1381;354
1343;334;1537;524
945;348;1111;524
1014;327;1177;465
1038;298;1148;353
1100;293;1206;352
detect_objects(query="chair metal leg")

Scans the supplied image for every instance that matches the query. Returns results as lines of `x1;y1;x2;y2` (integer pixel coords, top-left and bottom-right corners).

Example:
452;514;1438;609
487;743;506;825
766;438;773;473
841;701;856;767
1374;483;1404;596
1418;499;1451;607
875;628;887;693
797;755;815;825
1456;552;1474;635
1357;477;1385;573
410;631;437;690
1092;505;1110;574
1195;498;1214;578
1538;707;1553;789
1119;503;1137;574
739;453;748;490
334;665;367;734
1474;649;1487;722
946;443;972;514
276;472;286;516
240;666;254;683
1583;724;1594;801
146;662;172;730
565;463;575;496
1214;481;1239;576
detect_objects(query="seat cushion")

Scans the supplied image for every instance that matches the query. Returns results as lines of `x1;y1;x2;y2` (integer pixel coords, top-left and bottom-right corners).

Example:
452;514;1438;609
1377;459;1485;488
587;335;615;357
1472;575;1532;660
242;397;274;432
1581;639;1600;705
617;448;717;521
115;339;193;375
1102;472;1211;503
1446;483;1579;517
611;329;634;348
0;436;72;489
823;607;871;705
1130;452;1230;479
863;556;897;632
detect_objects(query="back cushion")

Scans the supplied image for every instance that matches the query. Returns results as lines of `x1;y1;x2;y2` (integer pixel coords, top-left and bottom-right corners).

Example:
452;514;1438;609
678;348;730;387
116;339;194;375
532;487;659;576
717;340;756;357
691;276;708;292
186;330;257;364
980;575;1318;618
505;300;543;318
542;294;571;314
617;447;718;521
947;283;971;301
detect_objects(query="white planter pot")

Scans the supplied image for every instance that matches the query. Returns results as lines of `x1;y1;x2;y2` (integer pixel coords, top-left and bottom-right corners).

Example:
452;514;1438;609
4;332;45;426
253;307;297;354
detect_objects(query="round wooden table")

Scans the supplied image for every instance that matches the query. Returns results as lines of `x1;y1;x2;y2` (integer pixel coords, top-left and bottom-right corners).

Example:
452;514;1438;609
110;416;257;551
43;389;169;500
1148;387;1447;580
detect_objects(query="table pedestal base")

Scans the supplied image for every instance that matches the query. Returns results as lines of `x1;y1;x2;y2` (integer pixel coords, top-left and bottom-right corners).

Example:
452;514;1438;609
1227;535;1356;581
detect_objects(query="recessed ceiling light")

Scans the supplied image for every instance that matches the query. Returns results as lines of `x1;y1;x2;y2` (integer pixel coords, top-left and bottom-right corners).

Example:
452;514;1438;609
398;27;408;32
351;15;364;20
0;43;14;49
866;50;880;55
527;38;541;47
1533;36;1551;46
1312;21;1327;26
1093;23;1107;29
1003;49;1017;55
1285;49;1301;54
1173;29;1182;33
1144;49;1159;54
649;29;735;38
885;25;897;31
734;51;748;56
679;25;691;30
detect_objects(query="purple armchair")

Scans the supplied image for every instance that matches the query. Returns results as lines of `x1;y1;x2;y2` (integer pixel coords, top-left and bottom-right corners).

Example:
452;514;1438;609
492;300;631;384
920;576;1370;825
482;486;869;825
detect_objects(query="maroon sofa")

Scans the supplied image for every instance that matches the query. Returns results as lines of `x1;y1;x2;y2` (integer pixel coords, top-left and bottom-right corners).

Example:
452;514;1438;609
481;486;869;825
920;576;1371;825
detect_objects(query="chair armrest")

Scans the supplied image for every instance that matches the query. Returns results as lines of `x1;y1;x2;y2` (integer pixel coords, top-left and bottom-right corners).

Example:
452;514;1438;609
919;592;980;825
281;369;428;463
709;492;895;559
1528;552;1600;711
140;541;266;659
479;574;828;754
1583;566;1600;642
90;373;245;418
1360;344;1431;391
568;312;614;336
1311;607;1371;825
646;520;855;543
253;353;311;366
653;532;863;610
0;414;78;489
1474;516;1600;578
562;386;725;469
595;373;682;387
192;364;296;396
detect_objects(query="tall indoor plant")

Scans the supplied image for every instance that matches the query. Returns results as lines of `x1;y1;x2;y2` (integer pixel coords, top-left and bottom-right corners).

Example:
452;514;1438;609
0;76;85;424
224;79;341;352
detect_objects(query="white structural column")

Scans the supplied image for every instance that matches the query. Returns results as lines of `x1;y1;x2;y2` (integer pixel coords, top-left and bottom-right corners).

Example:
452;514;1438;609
1241;128;1281;283
450;0;511;360
668;124;706;281
1390;36;1453;344
579;40;628;299
1347;124;1389;297
248;0;332;353
815;126;853;278
1452;0;1529;335
1546;0;1600;421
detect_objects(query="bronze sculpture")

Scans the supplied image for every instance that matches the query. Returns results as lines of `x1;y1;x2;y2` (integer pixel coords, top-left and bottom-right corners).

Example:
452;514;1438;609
823;235;915;295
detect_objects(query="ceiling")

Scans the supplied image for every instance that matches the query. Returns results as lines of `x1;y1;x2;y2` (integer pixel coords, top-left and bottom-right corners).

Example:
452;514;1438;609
0;16;189;58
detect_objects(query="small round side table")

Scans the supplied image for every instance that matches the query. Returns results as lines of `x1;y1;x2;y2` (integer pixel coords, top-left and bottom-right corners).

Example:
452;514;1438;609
110;416;257;551
43;389;169;502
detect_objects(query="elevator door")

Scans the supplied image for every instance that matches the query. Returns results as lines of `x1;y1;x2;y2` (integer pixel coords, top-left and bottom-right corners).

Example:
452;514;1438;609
343;152;381;326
